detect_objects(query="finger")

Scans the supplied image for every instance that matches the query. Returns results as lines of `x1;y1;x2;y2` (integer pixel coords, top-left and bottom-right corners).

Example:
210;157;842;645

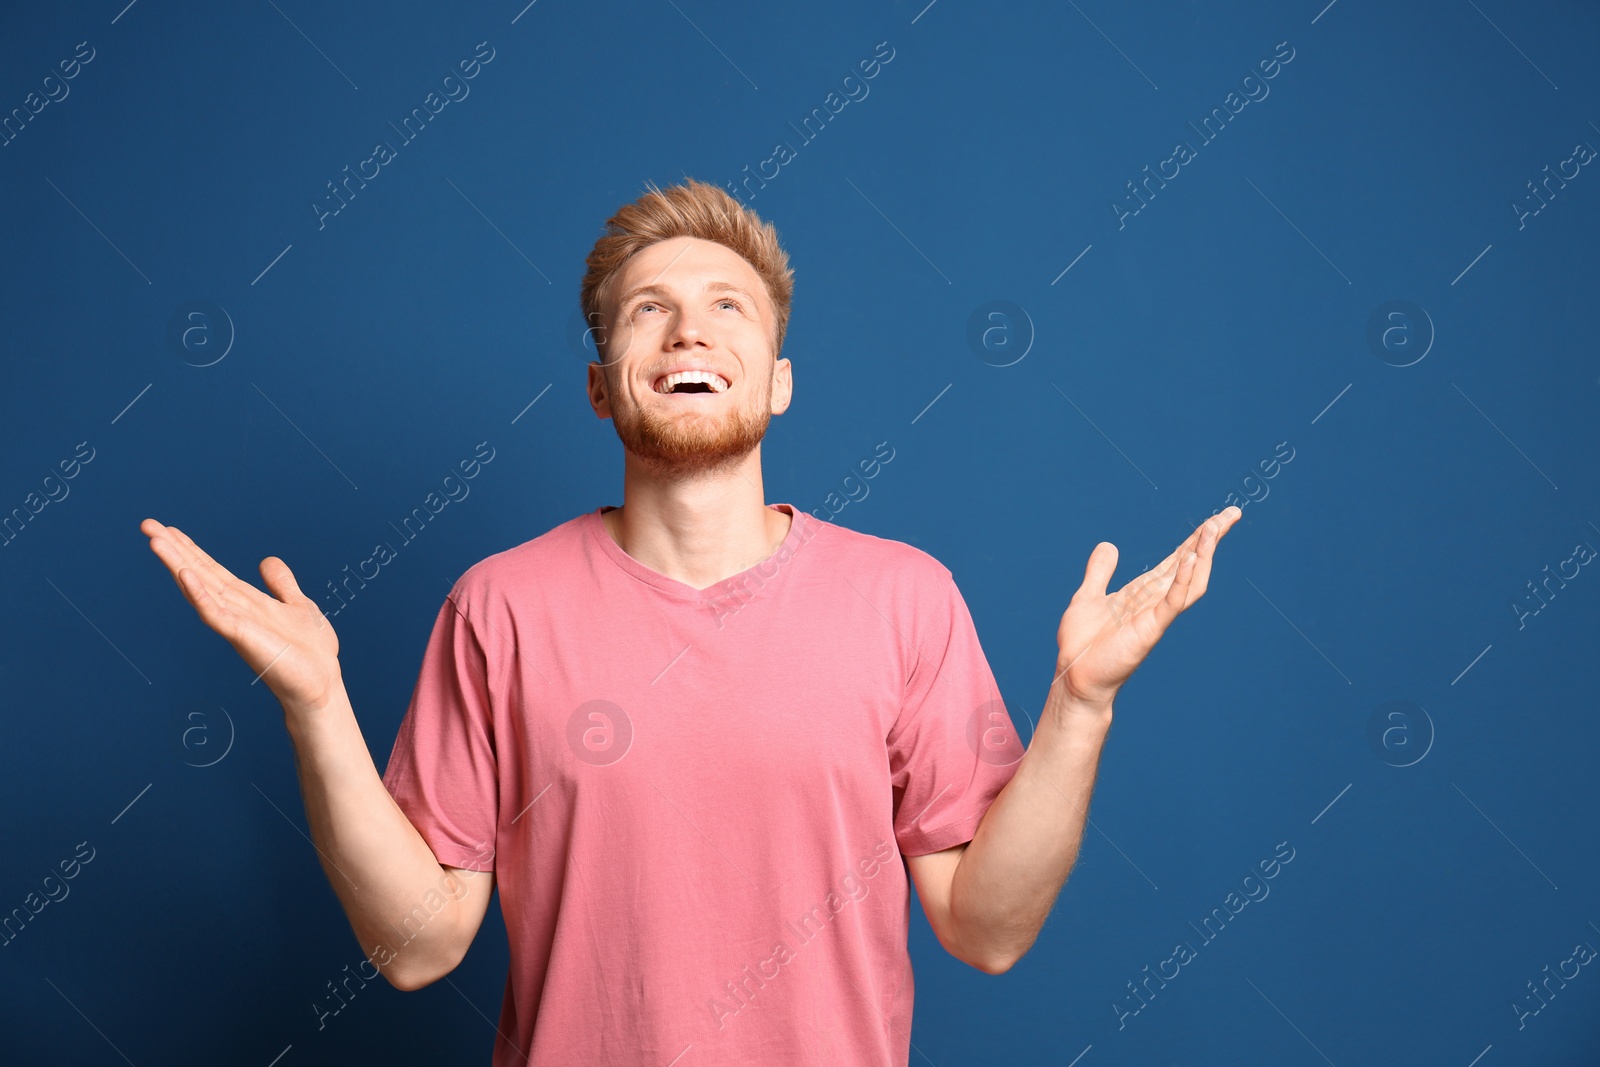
1115;518;1208;602
148;533;218;600
1133;560;1183;618
144;522;191;592
1114;568;1163;622
1119;527;1198;614
146;522;210;579
166;553;246;641
259;556;308;604
151;531;269;626
160;524;234;584
147;532;224;602
1075;542;1119;601
174;561;222;614
1161;511;1232;582
1153;547;1199;631
1119;512;1223;616
1131;535;1192;593
1182;519;1224;606
163;525;266;607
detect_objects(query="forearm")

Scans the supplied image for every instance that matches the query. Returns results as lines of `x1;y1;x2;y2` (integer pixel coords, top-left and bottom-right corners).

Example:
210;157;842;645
948;695;1112;972
284;677;479;989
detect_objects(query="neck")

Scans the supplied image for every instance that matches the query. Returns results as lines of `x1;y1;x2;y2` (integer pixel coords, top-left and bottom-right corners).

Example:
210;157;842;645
603;446;792;591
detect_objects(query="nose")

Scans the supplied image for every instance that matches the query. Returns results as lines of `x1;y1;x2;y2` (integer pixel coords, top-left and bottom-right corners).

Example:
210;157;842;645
666;303;712;349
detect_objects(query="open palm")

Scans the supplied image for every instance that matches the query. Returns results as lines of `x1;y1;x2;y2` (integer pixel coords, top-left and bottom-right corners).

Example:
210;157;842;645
141;518;342;712
1054;507;1240;711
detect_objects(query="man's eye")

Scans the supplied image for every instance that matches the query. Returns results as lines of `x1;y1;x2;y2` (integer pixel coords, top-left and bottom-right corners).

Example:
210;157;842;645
719;299;741;311
635;302;657;314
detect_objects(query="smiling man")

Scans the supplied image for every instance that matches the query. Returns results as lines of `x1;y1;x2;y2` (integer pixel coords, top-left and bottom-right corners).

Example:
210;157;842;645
141;177;1237;1067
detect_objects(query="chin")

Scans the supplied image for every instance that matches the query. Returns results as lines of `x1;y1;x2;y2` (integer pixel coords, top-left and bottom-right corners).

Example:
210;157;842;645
615;405;772;477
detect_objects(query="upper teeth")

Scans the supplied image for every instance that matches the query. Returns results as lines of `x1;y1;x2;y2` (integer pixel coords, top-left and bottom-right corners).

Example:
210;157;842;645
657;370;729;393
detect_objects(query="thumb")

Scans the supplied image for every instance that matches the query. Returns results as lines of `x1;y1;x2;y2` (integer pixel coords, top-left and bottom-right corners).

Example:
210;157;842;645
1075;541;1118;600
259;556;307;603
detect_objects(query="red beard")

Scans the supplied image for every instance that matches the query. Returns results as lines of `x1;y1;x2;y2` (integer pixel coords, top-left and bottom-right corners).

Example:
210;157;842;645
608;371;773;478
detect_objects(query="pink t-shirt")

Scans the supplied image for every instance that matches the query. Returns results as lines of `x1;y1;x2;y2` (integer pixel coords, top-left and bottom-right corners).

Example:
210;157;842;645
381;502;1025;1065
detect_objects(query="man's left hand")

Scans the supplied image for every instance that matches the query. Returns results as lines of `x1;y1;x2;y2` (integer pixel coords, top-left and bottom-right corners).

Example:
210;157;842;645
1052;506;1242;715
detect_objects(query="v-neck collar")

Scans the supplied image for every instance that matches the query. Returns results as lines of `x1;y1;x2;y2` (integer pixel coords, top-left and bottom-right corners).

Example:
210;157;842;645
585;502;810;601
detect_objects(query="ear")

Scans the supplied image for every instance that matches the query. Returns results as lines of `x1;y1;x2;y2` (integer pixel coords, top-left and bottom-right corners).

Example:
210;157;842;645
587;361;612;419
770;356;792;415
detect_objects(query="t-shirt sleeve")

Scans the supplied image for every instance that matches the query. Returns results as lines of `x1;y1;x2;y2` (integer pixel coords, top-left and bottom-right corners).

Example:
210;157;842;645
380;591;499;872
887;563;1025;857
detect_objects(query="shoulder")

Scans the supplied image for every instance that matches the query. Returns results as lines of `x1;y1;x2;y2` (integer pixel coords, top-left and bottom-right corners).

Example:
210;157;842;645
800;510;956;594
445;511;592;614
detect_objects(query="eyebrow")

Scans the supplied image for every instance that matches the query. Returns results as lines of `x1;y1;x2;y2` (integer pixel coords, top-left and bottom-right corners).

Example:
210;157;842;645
615;281;759;309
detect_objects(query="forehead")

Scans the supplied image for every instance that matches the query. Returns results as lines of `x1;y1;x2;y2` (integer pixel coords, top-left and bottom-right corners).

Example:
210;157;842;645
611;236;764;300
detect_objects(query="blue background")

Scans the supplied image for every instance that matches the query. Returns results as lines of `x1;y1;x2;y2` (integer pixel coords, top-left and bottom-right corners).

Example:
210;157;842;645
3;0;1597;1063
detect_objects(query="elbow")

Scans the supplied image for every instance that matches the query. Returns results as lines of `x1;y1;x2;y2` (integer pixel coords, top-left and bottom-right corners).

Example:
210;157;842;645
970;949;1020;976
953;923;1035;975
379;945;467;992
941;895;1037;974
943;924;1020;974
382;962;438;992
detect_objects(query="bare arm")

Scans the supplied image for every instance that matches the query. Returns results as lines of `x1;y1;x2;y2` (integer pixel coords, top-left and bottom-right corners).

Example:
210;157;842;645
284;678;495;990
141;518;493;990
910;510;1238;973
906;713;1108;975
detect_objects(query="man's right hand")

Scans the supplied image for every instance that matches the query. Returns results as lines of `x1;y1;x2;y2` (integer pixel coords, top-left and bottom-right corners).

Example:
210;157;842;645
140;518;486;990
140;518;342;715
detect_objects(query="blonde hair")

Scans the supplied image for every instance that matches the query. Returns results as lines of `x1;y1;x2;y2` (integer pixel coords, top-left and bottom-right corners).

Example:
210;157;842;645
580;178;794;362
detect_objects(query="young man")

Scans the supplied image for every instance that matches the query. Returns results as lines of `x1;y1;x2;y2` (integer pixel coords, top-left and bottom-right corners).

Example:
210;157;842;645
140;178;1237;1065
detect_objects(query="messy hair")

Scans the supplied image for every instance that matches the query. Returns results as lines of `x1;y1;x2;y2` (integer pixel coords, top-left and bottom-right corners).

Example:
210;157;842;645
580;178;794;363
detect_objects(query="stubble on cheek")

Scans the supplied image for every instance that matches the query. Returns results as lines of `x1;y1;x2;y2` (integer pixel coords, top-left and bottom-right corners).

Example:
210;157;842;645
611;355;774;478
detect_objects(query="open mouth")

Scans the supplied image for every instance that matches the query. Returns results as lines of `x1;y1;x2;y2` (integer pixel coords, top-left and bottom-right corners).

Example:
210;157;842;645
654;370;731;396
